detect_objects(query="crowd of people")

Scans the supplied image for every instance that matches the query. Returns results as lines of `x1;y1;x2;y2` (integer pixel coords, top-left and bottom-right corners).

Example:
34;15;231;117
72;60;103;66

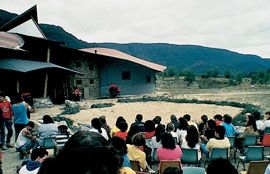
1;90;270;173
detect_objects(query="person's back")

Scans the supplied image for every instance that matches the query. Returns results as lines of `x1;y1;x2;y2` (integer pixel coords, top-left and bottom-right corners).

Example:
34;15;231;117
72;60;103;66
207;158;238;174
13;102;28;125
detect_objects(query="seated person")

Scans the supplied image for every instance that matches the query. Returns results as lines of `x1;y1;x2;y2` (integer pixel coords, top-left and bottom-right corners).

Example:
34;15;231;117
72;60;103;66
221;114;235;137
157;133;182;162
207;158;238;174
201;126;230;156
181;125;201;160
131;114;145;132
127;133;154;173
38;115;59;146
114;122;129;141
38;131;121;174
19;148;48;174
15;121;39;159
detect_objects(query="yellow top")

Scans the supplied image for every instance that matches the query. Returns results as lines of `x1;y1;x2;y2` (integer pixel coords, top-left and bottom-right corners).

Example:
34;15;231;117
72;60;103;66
119;167;136;174
206;137;230;152
127;144;147;170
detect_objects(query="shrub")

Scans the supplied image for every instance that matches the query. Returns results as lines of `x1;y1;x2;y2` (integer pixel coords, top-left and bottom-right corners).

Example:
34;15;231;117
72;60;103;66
91;103;114;108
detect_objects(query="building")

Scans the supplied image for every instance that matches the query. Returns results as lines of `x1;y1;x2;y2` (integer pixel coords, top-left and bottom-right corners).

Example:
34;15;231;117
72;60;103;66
0;6;166;103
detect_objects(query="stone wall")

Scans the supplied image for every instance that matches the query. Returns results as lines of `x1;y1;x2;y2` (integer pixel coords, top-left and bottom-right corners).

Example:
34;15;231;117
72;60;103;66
69;59;100;99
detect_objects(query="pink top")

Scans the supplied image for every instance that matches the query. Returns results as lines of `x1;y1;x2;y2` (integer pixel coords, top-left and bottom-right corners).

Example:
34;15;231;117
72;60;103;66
157;145;182;161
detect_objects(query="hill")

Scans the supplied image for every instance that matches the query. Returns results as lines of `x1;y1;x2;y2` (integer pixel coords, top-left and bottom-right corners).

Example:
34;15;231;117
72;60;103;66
1;9;270;74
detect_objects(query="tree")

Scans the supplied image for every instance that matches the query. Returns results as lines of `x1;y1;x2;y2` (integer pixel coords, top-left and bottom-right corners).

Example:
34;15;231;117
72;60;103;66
184;71;195;85
224;71;231;78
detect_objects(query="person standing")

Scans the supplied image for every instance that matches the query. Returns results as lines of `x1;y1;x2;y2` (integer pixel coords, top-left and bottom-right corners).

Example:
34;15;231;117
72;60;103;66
12;94;31;141
0;93;13;150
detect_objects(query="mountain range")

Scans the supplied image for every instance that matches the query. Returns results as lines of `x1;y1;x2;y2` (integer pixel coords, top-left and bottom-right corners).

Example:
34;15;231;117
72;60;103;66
1;9;270;74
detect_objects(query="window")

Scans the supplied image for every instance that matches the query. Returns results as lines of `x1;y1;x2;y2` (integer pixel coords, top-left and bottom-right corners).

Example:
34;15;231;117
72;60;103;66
89;65;94;70
76;79;82;85
146;76;151;83
90;79;94;84
76;62;81;68
122;71;131;80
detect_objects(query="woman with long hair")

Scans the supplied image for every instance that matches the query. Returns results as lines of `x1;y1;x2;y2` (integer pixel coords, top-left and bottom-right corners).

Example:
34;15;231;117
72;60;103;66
182;125;201;160
176;117;188;145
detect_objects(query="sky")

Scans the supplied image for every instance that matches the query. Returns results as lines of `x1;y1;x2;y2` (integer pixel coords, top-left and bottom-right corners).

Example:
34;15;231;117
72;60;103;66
2;0;270;58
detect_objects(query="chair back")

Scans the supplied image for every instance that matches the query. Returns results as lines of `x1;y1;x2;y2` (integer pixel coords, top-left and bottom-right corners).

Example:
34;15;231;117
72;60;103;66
262;134;270;147
209;148;228;161
245;146;264;162
159;160;181;174
246;161;269;174
243;135;257;147
130;160;141;172
182;167;205;174
227;136;235;147
42;137;57;149
181;148;199;165
264;127;270;134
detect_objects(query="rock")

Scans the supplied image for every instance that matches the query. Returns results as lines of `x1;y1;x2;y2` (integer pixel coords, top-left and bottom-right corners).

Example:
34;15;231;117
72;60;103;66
33;98;53;108
62;100;80;114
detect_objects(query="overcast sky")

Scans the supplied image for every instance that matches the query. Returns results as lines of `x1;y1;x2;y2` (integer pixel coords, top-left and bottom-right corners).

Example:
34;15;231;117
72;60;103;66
2;0;270;58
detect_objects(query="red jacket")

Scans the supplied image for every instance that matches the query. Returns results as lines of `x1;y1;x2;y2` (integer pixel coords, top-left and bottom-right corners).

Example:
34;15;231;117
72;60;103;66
0;101;13;119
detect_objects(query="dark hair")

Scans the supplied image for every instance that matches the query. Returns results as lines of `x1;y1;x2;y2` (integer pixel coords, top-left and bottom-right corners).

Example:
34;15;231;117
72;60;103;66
27;121;35;128
126;125;140;144
155;125;166;142
265;111;270;115
223;114;232;124
161;132;176;150
164;167;183;174
170;115;177;122
118;121;128;132
144;120;155;132
246;115;257;132
99;116;107;124
110;136;127;156
214;114;223;121
183;114;191;121
253;111;261;120
14;94;23;103
116;116;126;128
31;148;48;160
91;118;102;133
153;116;162;124
207;159;238;174
43;115;54;124
166;123;175;132
136;114;143;122
186;125;199;148
201;115;208;123
178;117;188;130
132;133;145;146
38;131;120;174
215;126;225;139
208;119;216;129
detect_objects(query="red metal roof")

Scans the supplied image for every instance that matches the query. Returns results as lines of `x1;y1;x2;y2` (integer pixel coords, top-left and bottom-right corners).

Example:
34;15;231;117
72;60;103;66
0;32;24;50
80;47;166;72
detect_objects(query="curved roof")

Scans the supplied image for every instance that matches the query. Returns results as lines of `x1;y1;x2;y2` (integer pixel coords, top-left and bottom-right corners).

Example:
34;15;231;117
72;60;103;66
0;58;83;74
0;32;24;50
80;47;166;72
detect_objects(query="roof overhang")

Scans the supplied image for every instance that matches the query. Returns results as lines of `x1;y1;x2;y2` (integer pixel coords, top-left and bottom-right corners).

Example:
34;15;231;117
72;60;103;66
80;47;167;72
0;58;83;75
0;32;24;50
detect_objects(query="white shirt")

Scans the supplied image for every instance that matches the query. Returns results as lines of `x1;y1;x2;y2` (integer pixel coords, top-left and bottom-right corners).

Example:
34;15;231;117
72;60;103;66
176;129;187;145
15;129;31;148
19;165;39;174
264;120;270;128
256;120;265;131
89;128;109;140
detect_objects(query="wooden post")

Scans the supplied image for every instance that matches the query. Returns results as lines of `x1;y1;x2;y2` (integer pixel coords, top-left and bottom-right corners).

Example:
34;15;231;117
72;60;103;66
16;79;20;93
43;47;50;98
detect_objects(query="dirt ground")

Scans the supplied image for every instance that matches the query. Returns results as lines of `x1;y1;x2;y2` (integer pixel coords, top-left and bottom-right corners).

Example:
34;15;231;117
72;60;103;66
2;88;269;174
